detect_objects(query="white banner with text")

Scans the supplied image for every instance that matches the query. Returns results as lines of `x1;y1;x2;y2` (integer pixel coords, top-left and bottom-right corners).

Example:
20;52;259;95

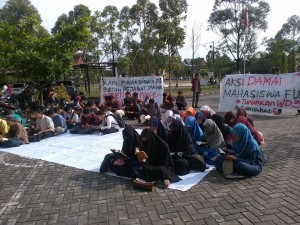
100;76;164;104
219;73;300;115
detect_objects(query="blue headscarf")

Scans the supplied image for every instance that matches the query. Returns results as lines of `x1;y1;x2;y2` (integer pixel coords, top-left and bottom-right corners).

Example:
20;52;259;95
195;111;206;132
184;116;205;143
231;123;263;160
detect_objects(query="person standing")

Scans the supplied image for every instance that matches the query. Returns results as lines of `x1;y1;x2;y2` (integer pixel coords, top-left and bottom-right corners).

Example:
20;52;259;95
191;73;201;108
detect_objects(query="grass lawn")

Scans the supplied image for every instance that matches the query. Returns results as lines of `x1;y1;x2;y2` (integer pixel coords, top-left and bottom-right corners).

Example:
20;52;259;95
79;83;219;98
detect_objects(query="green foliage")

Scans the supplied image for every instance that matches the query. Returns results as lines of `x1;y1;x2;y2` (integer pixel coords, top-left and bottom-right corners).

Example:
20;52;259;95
208;0;270;70
0;0;91;86
280;53;288;73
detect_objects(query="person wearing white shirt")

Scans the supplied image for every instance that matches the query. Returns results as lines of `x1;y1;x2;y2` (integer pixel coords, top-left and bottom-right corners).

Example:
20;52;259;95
95;109;120;134
63;105;80;129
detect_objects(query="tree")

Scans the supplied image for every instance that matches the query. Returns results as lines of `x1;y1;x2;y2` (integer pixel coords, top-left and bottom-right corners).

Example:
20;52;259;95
158;0;188;93
129;0;160;76
208;0;270;70
0;0;50;83
188;21;202;74
280;52;288;73
206;50;235;77
276;15;300;41
0;0;41;25
263;15;300;72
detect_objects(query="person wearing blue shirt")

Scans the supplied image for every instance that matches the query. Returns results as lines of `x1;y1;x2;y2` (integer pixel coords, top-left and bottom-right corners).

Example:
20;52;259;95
46;108;67;134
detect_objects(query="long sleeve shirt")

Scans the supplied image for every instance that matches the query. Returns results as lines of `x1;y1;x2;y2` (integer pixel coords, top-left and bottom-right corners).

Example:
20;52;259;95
100;112;120;130
80;113;98;127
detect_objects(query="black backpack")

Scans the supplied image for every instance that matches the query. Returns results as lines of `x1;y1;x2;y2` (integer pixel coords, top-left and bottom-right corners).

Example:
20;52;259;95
106;114;125;128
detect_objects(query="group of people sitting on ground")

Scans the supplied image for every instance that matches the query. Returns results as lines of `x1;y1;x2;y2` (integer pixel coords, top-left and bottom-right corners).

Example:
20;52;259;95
100;104;267;188
0;89;267;188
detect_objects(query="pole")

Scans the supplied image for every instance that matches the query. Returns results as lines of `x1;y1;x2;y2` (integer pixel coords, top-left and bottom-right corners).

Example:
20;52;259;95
110;24;116;77
243;56;246;74
212;41;215;77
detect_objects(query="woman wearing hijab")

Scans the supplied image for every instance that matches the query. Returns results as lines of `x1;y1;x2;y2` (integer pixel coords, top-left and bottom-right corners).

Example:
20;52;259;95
224;111;236;127
134;128;180;187
168;119;206;175
200;105;215;119
234;113;264;145
179;107;196;123
203;119;227;150
236;107;254;126
215;123;265;177
149;117;168;142
211;114;232;141
161;110;174;131
195;111;206;132
184;116;216;165
184;116;205;144
99;126;141;177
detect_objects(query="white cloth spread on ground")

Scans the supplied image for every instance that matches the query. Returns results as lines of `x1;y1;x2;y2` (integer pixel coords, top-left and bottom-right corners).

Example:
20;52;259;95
0;129;213;191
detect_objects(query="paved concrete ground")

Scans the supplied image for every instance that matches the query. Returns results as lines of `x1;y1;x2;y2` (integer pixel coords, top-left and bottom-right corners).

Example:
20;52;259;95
1;93;300;225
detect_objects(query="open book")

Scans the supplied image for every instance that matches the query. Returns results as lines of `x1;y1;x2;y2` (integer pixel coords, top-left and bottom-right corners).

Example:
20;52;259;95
110;149;130;160
195;141;208;146
135;150;148;162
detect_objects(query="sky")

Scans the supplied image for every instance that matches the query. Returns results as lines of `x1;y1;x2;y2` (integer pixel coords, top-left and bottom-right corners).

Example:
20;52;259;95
1;0;299;59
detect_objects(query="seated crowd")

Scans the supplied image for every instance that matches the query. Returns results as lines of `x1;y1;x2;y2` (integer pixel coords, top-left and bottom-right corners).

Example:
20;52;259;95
0;90;267;188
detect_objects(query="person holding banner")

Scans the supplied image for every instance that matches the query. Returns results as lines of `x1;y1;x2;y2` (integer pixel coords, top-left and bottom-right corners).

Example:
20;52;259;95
191;73;201;108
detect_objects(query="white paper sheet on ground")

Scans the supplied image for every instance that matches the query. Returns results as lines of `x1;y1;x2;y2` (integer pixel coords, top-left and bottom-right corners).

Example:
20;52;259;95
168;166;215;191
0;129;214;191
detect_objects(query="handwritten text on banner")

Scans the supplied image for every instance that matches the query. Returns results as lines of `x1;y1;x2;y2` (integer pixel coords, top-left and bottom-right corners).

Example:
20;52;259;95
219;73;300;115
101;76;164;103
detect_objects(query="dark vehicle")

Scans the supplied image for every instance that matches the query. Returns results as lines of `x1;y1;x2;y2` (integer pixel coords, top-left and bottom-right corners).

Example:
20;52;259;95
207;77;218;87
51;80;78;98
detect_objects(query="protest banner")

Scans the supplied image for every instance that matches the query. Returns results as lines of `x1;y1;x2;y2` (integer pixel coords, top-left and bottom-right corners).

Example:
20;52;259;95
100;76;164;104
219;73;300;115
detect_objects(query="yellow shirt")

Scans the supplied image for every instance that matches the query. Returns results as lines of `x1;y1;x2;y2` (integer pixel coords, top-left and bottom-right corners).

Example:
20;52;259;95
0;119;9;136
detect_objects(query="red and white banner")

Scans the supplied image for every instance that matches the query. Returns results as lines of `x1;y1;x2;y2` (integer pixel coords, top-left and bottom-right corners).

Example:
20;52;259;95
219;73;300;115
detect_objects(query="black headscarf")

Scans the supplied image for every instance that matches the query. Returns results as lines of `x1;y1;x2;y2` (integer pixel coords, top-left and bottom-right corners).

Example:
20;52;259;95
148;117;167;142
211;114;231;140
168;119;194;154
140;128;171;168
121;126;141;157
140;128;180;183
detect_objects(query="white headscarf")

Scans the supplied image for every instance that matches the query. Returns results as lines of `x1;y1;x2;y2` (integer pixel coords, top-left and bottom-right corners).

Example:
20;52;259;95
200;105;216;115
161;110;174;130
